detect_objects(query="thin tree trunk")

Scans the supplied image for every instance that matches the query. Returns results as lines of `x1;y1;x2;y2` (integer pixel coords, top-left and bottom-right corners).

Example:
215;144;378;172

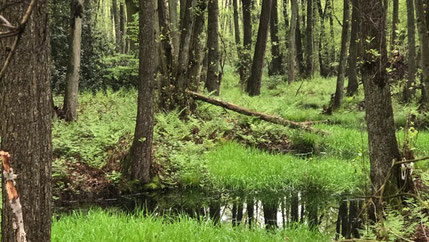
127;0;157;183
0;0;53;241
120;3;126;53
391;0;399;52
333;0;350;109
404;0;416;102
296;4;305;74
288;0;298;83
283;0;289;29
415;0;429;106
240;0;253;85
360;0;401;224
328;0;336;73
187;0;208;93
346;0;359;96
169;0;180;62
317;0;329;77
205;0;221;95
233;0;241;45
269;0;283;75
246;0;273;96
306;0;314;77
63;0;84;122
112;0;122;52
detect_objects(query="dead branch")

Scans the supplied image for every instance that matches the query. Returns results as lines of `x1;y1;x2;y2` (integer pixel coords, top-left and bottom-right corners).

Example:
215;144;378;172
187;90;329;134
0;0;36;79
395;156;429;165
0;151;27;242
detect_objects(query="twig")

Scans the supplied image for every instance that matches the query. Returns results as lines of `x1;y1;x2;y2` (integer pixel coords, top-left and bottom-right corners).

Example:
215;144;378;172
395;156;429;165
0;0;37;79
0;151;27;242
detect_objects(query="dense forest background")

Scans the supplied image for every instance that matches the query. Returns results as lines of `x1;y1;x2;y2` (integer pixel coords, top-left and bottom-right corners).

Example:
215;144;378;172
0;0;429;241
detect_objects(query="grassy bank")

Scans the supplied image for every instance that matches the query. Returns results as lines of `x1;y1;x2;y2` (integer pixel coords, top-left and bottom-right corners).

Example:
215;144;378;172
52;209;330;242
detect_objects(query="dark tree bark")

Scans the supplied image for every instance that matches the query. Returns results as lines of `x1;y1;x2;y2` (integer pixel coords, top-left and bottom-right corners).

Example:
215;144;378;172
169;0;180;62
305;0;314;77
187;0;208;93
296;4;305;74
112;0;122;52
333;0;350;109
346;0;360;96
403;0;416;102
158;0;173;76
291;192;299;222
240;0;253;85
269;0;284;75
205;0;221;95
391;0;399;52
283;0;289;29
127;0;157;183
247;198;254;228
246;0;273;96
415;0;429;106
0;0;53;241
360;0;401;222
288;0;298;83
233;0;241;45
63;0;84;122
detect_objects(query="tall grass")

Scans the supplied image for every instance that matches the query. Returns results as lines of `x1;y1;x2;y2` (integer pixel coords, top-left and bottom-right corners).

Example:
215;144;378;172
52;209;330;242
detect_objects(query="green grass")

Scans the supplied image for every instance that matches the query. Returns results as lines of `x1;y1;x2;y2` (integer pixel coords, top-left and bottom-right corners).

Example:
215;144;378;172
52;209;330;242
204;142;364;198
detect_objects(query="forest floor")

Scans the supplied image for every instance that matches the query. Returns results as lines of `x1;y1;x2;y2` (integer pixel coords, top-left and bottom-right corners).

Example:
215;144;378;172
51;68;429;240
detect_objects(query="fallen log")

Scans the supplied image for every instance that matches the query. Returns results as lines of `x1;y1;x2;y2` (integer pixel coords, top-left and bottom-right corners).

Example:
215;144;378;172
0;151;27;242
187;90;329;134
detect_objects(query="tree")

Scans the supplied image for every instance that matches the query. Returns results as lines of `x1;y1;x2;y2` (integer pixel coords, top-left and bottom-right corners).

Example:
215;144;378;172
359;0;401;221
240;0;253;86
269;0;283;75
288;0;298;83
403;0;416;102
169;0;180;62
205;0;221;95
346;0;360;96
333;0;350;109
305;0;314;77
390;0;399;52
415;0;429;106
112;0;122;52
63;0;84;121
246;0;273;96
127;0;157;183
0;0;53;241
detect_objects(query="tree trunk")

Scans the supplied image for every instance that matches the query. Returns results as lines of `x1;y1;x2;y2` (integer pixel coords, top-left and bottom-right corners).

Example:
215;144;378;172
120;3;126;53
246;0;273;96
205;0;221;95
415;0;429;106
328;0;336;73
391;0;399;52
112;0;122;52
306;0;314;77
263;201;278;229
404;0;416;102
346;0;360;96
187;0;208;93
169;0;180;62
269;0;283;75
317;0;329;77
0;0;53;241
283;0;289;30
360;0;401;222
233;0;241;45
240;0;253;86
333;0;350;109
127;0;157;183
63;0;84;122
296;4;305;74
288;0;298;83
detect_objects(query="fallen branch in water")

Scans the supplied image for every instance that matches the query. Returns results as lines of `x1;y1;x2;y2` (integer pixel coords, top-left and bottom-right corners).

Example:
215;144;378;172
0;151;27;242
187;90;329;135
